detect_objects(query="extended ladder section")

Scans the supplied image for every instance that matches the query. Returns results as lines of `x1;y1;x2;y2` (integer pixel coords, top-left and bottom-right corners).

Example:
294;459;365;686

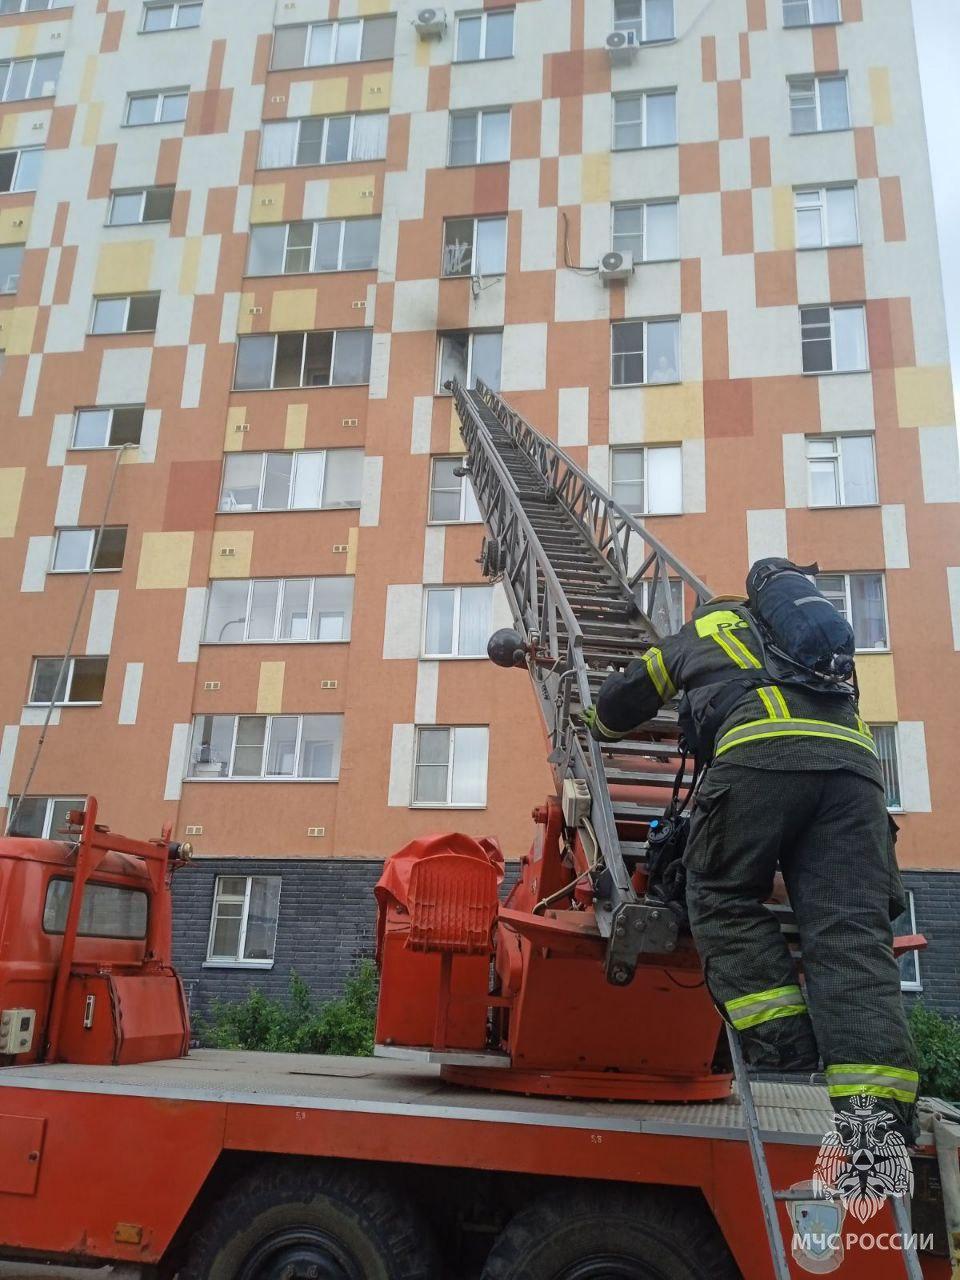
453;380;711;978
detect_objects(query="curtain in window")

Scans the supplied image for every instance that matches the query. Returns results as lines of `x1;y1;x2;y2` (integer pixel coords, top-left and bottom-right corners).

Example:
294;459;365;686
352;113;388;160
457;588;492;656
450;727;488;805
322;449;363;508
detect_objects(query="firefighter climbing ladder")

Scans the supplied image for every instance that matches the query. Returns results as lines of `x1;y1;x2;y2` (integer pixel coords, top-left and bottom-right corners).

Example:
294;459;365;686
452;379;927;1280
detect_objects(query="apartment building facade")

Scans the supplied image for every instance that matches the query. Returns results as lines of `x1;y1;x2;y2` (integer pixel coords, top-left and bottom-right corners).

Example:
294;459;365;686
0;0;957;1013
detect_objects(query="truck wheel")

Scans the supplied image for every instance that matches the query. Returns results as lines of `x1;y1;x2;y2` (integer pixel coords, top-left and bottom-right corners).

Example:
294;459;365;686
481;1186;739;1280
179;1160;438;1280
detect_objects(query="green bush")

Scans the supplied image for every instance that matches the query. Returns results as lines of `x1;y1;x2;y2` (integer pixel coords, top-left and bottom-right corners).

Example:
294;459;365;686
194;962;378;1057
908;1002;960;1101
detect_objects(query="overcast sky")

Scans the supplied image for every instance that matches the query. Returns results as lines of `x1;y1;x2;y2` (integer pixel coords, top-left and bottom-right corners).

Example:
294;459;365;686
911;0;960;421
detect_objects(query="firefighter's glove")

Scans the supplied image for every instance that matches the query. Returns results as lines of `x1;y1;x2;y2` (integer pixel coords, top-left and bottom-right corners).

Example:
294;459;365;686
576;706;604;741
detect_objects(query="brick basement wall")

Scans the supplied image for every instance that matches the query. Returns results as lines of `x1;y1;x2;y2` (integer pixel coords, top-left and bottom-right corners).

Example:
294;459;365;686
172;861;959;1020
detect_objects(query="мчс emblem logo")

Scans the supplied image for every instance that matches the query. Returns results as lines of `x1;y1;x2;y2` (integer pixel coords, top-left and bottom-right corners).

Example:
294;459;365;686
812;1094;913;1224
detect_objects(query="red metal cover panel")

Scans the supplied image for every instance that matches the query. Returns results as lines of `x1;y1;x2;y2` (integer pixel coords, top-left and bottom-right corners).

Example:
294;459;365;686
0;1114;44;1195
407;855;499;954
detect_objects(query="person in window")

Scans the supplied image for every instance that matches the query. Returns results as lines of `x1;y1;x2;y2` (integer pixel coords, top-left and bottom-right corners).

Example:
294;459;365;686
582;560;919;1143
649;354;677;383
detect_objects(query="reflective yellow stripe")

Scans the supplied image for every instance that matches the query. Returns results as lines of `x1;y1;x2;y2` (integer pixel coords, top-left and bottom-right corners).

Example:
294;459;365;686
641;647;675;699
724;629;762;669
828;1084;918;1103
726;984;807;1031
711;631;751;669
826;1063;919;1096
715;718;878;758
695;610;749;638
727;983;803;1011
770;686;790;718
757;686;790;720
592;713;622;741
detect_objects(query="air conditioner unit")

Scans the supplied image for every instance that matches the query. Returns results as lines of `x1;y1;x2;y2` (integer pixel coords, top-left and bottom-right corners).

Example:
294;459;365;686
415;7;446;39
598;249;634;283
605;29;639;63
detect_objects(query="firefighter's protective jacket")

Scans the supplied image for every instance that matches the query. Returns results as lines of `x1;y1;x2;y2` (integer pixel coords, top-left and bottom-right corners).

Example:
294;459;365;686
593;602;884;788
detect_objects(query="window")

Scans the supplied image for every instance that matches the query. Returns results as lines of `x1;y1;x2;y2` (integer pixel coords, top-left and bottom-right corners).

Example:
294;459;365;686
639;577;684;628
29;656;108;706
783;0;840;26
219;449;363;513
1;0;73;11
613;91;677;150
0;244;23;294
437;330;502;393
0;146;43;193
188;714;343;780
271;16;396;69
611;446;682;516
815;573;887;650
612;201;678;262
611;318;680;386
233;330;372;390
72;406;143;450
423;586;493;657
789;75;849;134
429;456;482;523
207;875;281;965
795;185;858;249
125;89;188;126
108;187;175;226
806;434;876;507
246;218;380;276
442;215;507;277
0;55;62;102
613;0;675;42
204;577;354;644
43;879;148;939
455;8;514;61
7;795;84;839
892;891;920;989
870;724;901;810
90;294;160;335
50;527;126;573
800;305;867;374
448;109;510;166
141;0;201;30
260;113;388;168
413;726;488;807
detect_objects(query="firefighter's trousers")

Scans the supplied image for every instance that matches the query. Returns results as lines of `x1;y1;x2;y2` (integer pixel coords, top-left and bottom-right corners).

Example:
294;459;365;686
683;761;920;1139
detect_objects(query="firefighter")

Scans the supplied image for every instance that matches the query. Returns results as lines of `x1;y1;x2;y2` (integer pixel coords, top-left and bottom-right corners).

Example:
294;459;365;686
582;587;920;1143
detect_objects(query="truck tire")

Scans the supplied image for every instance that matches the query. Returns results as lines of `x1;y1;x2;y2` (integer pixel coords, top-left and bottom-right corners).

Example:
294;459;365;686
178;1160;438;1280
481;1186;740;1280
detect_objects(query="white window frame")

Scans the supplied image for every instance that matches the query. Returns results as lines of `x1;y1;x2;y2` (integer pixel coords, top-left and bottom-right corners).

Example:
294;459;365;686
894;889;921;990
805;432;877;508
610;318;681;387
218;449;363;513
447;108;511;167
789;74;850;135
0;146;43;194
246;218;381;277
0;54;62;102
202;576;352;644
612;90;677;151
205;874;281;968
421;585;493;659
782;0;841;27
428;457;482;525
124;88;189;126
436;330;503;394
800;304;868;374
411;725;489;808
610;445;683;516
441;214;507;278
454;8;515;62
90;294;160;335
613;0;676;42
272;16;394;70
188;714;343;782
141;0;202;31
639;576;685;628
71;406;144;450
868;723;902;813
794;184;859;249
815;571;889;653
28;656;108;706
8;795;85;838
232;330;372;390
611;200;679;263
0;1;71;13
50;526;126;574
259;113;388;169
107;187;175;226
0;242;23;295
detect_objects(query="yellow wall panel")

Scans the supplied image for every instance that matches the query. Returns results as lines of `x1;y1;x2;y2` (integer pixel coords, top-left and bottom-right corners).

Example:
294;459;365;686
345;526;359;574
361;72;391;111
137;532;194;589
94;241;154;295
359;0;392;11
581;153;610;203
256;661;285;714
14;24;38;57
249;184;286;224
327;176;375;218
414;34;432;67
79;54;97;103
772;186;795;251
644;383;705;441
82;102;103;147
270;288;317;331
3;307;37;356
0;467;26;538
894;366;955;429
179;237;202;296
223;406;248;453
0;115;18;148
856;653;898;722
448;401;466;453
236;290;257;335
869;67;893;127
284;403;308;449
310;78;349;116
0;207;31;245
210;530;254;578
